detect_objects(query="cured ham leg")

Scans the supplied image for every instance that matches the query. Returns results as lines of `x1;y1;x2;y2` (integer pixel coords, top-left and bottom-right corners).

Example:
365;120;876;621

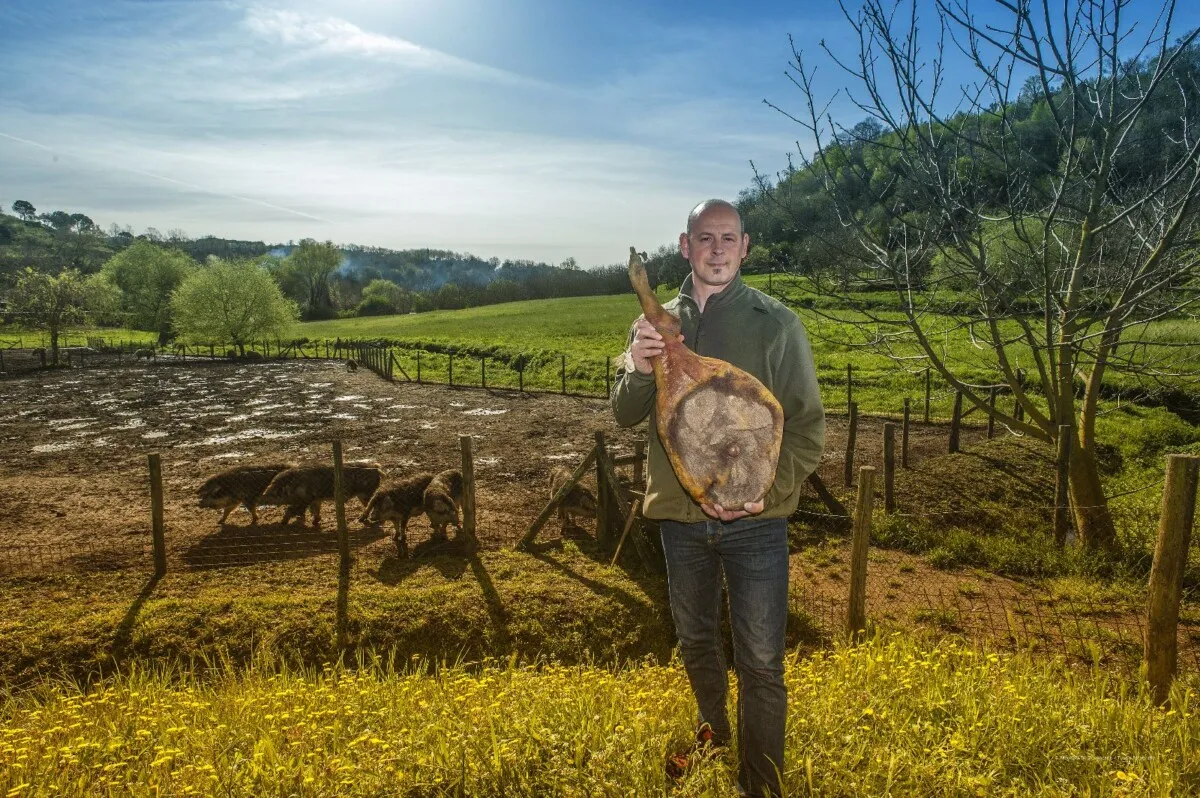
628;247;784;508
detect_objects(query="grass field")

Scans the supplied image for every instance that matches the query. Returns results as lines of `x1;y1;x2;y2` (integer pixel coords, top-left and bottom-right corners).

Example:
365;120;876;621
3;282;1199;795
5;277;1196;418
3;634;1196;796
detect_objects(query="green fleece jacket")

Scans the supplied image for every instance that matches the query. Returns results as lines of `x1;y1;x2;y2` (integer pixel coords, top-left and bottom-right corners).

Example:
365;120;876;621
610;273;825;522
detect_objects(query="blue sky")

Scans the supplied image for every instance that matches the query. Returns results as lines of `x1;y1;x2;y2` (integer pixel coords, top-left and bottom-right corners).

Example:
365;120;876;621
2;0;1196;266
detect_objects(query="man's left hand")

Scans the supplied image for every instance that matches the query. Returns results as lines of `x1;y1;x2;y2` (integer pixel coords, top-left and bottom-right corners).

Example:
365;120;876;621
700;500;765;522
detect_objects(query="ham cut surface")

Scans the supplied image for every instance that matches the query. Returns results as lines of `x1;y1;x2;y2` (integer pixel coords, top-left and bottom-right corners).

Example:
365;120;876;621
628;247;784;508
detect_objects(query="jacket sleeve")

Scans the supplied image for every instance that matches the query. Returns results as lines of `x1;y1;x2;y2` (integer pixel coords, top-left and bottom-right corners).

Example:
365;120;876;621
610;320;657;427
762;314;825;511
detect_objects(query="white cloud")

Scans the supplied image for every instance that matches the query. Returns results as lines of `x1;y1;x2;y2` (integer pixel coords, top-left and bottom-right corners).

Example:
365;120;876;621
0;107;716;263
241;6;543;88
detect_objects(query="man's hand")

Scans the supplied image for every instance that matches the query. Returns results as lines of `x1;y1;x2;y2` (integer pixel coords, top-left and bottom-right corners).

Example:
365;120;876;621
628;319;680;374
700;500;765;522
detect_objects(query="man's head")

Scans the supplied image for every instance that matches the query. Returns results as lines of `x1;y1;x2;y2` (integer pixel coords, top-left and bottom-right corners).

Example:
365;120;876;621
680;199;749;297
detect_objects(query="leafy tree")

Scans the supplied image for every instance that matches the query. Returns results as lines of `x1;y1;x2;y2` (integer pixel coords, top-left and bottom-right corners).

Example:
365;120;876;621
645;244;689;289
40;210;74;232
7;268;89;364
769;0;1200;550
484;278;527;304
11;200;36;222
434;282;467;310
357;278;412;316
100;240;195;343
170;257;298;355
82;273;124;326
279;239;341;320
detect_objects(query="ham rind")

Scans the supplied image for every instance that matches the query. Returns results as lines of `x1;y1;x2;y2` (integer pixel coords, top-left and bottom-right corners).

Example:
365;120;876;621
628;248;784;508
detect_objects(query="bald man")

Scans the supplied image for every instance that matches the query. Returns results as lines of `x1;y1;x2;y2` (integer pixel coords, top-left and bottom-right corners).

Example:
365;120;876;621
612;199;825;797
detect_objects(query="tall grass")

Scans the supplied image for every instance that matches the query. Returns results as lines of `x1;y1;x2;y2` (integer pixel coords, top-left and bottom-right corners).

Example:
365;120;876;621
3;635;1196;796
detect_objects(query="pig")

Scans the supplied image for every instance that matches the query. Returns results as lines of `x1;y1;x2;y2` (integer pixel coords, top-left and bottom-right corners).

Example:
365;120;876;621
423;469;464;540
197;463;294;525
134;348;155;360
362;472;436;556
346;359;358;372
259;463;384;527
549;466;597;530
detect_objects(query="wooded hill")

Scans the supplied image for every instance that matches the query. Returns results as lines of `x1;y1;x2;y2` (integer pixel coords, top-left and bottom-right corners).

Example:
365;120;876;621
0;210;655;321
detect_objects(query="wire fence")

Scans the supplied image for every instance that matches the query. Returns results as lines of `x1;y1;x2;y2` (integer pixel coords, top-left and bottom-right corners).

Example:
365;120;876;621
1;349;1197;689
0;336;1019;422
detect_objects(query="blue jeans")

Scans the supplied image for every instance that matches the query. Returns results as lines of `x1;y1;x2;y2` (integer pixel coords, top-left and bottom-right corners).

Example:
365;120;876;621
660;516;789;798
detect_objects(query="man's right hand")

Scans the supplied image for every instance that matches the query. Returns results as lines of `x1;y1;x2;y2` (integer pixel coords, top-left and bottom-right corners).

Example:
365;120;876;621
629;318;680;374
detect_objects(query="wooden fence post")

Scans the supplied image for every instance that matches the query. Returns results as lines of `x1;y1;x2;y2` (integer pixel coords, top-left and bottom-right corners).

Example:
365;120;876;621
333;439;351;651
148;453;166;577
847;466;876;641
595;431;612;547
519;448;598;550
846;363;853;410
949;391;963;454
460;435;477;542
844;401;858;488
604;358;611;397
561;355;567;394
883;423;896;514
924;367;932;423
633;439;645;487
1145;454;1200;705
518;365;524;393
902;398;910;468
1054;425;1072;547
481;357;487;390
448;353;454;386
416;351;422;383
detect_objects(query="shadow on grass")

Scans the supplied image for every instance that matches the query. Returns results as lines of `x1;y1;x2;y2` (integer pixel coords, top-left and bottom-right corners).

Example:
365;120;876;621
467;554;511;650
527;543;670;618
180;522;389;569
112;573;160;656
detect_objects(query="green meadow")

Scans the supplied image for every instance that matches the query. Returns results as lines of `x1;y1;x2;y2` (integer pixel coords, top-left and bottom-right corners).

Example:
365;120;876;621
4;276;1197;419
291;275;1200;419
4;275;1197;418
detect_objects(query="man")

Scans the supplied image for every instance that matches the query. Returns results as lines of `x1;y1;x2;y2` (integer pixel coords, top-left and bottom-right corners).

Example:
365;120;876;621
611;199;824;797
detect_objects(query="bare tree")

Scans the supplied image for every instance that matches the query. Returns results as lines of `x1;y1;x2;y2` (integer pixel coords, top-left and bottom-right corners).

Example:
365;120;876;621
764;0;1200;550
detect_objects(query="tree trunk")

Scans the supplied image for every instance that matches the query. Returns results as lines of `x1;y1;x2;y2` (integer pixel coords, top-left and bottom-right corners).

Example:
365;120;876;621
49;324;60;366
1069;433;1117;552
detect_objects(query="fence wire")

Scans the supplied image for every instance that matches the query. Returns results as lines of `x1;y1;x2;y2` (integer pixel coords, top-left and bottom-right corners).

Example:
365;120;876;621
2;349;1196;682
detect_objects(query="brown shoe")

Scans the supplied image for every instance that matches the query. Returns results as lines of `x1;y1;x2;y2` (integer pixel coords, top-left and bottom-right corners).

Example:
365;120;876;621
665;723;729;780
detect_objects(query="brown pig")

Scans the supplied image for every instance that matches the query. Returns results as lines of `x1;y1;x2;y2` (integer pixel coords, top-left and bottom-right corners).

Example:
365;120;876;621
549;466;597;530
259;463;384;527
197;463;294;525
423;469;464;540
362;472;435;556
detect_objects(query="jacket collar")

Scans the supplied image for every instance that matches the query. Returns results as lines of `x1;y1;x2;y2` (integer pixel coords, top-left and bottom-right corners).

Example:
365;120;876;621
678;271;750;311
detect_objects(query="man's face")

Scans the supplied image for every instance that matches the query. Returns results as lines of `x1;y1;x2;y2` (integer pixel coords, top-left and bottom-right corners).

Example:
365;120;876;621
679;207;749;293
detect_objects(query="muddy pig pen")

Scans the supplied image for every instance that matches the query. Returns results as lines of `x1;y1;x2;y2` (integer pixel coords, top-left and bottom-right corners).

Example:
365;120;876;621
0;360;656;574
0;356;994;575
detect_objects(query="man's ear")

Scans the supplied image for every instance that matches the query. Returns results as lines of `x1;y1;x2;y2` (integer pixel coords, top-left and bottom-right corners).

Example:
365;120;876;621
679;232;690;259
